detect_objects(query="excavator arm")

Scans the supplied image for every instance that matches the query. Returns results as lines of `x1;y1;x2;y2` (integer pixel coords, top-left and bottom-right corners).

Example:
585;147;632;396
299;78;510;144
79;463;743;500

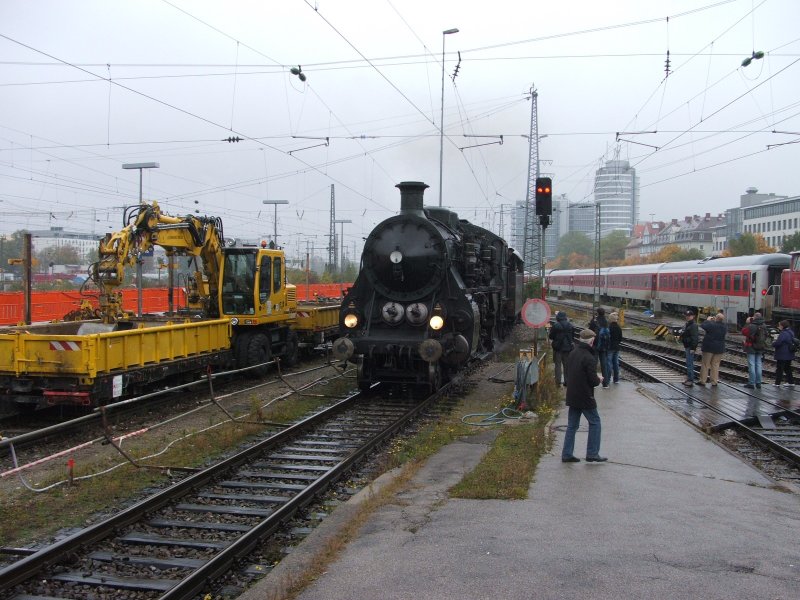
91;202;225;322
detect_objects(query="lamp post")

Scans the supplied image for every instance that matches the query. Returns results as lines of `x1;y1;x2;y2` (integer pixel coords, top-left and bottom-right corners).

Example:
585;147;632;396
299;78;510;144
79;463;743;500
262;200;289;247
438;27;459;207
333;219;351;274
122;161;159;317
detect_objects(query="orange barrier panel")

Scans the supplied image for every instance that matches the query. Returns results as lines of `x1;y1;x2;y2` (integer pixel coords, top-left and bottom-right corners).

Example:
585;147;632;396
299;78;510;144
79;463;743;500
0;288;188;325
294;283;352;302
0;285;347;325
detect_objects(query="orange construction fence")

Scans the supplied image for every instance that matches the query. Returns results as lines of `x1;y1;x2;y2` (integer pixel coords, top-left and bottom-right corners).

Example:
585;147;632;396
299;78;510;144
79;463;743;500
0;283;351;325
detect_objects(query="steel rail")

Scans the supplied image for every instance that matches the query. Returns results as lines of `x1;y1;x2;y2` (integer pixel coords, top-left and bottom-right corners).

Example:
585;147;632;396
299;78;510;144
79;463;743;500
618;352;800;467
160;386;442;600
0;390;363;590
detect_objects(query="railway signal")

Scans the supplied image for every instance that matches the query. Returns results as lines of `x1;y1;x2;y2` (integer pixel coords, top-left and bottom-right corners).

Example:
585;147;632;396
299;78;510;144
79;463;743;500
535;177;552;217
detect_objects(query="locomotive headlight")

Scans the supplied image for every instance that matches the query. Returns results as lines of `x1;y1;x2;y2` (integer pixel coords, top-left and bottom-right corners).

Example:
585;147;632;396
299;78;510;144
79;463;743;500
343;313;359;328
230;318;239;326
429;315;445;330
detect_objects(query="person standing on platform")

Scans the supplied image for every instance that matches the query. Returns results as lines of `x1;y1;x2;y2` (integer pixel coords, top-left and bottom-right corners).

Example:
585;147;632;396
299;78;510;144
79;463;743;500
772;320;796;387
588;307;611;388
561;329;606;463
699;312;727;386
548;311;574;387
680;310;699;386
608;312;623;384
741;312;768;389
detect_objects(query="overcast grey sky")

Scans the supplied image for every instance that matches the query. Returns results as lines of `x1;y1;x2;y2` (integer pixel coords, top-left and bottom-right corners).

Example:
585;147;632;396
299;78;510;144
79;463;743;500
1;0;798;261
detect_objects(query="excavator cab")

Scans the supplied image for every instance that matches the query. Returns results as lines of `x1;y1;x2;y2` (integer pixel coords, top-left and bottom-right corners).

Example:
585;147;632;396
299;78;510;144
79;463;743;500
219;247;296;325
221;250;257;315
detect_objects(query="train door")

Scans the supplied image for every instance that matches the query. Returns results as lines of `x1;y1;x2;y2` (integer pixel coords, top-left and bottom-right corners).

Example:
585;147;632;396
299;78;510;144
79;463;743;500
749;270;756;316
650;274;657;300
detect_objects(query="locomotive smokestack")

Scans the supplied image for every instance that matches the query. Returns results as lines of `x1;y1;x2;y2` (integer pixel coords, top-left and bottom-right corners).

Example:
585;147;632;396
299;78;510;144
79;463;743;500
397;181;429;216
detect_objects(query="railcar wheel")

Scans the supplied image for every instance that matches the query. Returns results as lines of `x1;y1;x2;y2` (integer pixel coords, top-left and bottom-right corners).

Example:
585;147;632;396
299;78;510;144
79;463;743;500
245;333;271;378
283;331;299;367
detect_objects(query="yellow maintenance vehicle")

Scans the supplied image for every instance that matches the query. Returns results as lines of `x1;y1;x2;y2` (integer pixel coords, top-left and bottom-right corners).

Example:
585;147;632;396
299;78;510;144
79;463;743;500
0;202;339;410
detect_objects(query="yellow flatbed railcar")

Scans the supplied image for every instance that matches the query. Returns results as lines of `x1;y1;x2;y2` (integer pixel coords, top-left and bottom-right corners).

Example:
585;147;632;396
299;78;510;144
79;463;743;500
0;303;339;410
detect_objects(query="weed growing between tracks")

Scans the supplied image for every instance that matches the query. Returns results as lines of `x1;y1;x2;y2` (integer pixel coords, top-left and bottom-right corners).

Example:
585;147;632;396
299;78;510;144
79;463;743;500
0;383;343;547
450;358;561;500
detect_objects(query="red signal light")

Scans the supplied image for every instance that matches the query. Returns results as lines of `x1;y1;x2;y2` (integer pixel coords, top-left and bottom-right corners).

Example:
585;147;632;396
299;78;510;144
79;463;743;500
761;288;767;296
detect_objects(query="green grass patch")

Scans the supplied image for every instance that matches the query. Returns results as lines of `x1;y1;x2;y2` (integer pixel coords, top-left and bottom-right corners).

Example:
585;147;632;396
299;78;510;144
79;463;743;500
0;387;337;547
449;360;561;500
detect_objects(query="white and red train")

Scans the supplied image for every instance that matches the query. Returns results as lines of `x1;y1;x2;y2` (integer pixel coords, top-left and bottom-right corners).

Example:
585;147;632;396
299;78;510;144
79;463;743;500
545;252;800;328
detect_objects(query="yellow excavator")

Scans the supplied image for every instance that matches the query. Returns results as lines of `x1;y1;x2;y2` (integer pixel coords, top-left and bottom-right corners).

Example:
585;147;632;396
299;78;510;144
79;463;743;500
89;201;335;370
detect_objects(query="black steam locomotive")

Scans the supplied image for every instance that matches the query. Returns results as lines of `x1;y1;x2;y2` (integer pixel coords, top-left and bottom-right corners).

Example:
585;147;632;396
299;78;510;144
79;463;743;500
332;181;524;392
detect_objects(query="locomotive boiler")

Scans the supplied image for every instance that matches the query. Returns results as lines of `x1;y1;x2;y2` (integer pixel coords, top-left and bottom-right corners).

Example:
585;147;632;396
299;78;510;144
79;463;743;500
332;181;523;392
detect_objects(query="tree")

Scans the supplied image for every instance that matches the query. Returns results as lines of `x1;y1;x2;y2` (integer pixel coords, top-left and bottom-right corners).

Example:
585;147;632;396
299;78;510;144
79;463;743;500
600;230;630;265
557;231;593;257
724;233;774;257
780;231;800;253
37;244;81;267
650;245;704;263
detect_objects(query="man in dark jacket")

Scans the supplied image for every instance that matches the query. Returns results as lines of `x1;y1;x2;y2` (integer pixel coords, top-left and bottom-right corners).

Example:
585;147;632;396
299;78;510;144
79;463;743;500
680;310;699;386
548;311;574;387
561;329;606;463
698;312;726;386
741;312;767;389
588;307;611;388
771;319;795;387
608;312;623;383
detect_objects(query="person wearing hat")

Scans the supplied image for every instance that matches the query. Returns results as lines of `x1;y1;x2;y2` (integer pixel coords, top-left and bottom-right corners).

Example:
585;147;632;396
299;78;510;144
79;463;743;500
561;328;606;463
679;310;700;386
548;311;574;387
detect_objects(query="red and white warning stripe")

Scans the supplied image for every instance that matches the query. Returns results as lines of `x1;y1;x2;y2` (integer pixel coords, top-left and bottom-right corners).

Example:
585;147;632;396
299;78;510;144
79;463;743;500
297;311;310;318
49;341;81;351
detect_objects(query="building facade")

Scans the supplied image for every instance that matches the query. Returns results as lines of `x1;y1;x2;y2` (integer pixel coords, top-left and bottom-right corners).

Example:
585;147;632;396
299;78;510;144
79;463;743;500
594;159;639;236
741;195;800;249
29;227;100;260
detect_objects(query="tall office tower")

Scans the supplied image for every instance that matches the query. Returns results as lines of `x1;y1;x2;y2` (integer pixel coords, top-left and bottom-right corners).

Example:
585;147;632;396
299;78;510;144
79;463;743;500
543;194;569;261
594;159;639;236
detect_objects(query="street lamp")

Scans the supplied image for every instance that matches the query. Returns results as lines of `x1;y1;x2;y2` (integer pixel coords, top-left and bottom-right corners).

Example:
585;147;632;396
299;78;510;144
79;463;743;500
122;161;159;317
439;27;459;207
333;219;351;273
262;200;289;247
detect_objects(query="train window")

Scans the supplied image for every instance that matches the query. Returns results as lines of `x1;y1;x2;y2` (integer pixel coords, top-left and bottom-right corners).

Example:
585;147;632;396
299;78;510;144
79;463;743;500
693;274;698;289
699;275;705;290
680;275;685;289
716;274;722;289
724;274;731;291
734;273;740;291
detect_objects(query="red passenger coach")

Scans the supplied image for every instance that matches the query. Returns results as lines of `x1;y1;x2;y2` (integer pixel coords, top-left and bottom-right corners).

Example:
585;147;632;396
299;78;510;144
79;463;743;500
774;251;800;332
547;253;791;326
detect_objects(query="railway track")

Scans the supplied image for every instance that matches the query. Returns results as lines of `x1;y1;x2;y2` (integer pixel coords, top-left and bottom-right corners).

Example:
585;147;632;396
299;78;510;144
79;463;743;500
0;387;441;599
616;343;800;484
548;296;799;365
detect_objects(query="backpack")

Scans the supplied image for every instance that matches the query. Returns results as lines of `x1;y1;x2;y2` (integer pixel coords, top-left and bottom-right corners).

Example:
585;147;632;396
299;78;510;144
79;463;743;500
750;324;768;351
791;335;800;353
596;326;611;352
